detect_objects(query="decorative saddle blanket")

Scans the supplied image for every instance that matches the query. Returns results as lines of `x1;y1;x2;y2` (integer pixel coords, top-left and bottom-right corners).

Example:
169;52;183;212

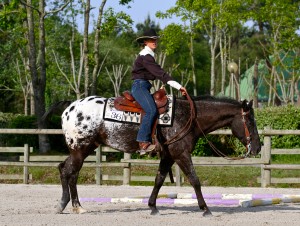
103;95;174;126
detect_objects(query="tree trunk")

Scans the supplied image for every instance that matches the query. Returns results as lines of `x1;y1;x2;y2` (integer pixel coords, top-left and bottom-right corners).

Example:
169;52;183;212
91;0;107;95
25;0;50;153
30;83;34;115
209;15;220;96
219;32;227;95
253;58;259;108
37;0;50;153
83;0;90;97
188;19;197;96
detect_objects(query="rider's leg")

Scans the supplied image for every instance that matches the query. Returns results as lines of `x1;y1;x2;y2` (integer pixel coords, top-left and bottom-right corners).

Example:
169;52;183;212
131;79;157;153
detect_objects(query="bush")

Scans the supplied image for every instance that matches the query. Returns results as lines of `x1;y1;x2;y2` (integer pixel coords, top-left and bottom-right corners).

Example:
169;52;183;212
255;105;300;149
4;115;39;149
0;113;67;153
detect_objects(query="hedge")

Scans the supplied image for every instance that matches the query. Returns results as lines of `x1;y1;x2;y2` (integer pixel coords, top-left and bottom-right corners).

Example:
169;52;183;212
193;105;300;156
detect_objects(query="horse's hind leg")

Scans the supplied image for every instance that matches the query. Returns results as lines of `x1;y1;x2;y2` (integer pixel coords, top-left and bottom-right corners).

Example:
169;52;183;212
148;156;175;215
175;153;212;216
56;154;86;214
56;160;70;213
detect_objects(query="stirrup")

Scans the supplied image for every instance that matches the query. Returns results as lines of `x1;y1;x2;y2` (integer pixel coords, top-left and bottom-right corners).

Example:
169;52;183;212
138;142;156;156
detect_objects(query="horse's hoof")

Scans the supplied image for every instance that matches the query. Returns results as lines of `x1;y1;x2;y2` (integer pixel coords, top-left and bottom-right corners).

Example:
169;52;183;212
203;209;212;217
55;206;64;214
72;206;87;214
150;210;160;215
150;207;160;215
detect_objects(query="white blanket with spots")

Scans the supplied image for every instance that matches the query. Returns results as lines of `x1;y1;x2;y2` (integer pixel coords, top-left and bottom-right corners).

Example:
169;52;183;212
103;95;174;126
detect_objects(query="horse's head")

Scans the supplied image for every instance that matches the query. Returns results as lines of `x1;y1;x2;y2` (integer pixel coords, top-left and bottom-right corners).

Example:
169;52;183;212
231;99;261;156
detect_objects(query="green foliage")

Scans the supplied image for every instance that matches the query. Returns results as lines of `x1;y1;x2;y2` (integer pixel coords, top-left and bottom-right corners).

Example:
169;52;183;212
255;105;300;148
160;24;186;55
193;135;213;156
0;114;67;153
193;105;300;156
193;134;242;157
101;7;133;36
2;115;39;149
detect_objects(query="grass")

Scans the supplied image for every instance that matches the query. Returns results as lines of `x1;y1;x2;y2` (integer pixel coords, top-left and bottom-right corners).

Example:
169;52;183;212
1;158;300;188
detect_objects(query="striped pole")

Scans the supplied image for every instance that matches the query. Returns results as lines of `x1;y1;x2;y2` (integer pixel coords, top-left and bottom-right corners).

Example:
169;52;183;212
79;193;300;207
240;195;300;207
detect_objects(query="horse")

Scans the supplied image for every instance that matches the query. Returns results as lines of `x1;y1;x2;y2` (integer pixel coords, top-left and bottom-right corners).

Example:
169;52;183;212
52;94;261;216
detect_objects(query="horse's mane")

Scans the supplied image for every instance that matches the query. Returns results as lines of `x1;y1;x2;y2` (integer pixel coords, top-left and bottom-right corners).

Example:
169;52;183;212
180;95;242;106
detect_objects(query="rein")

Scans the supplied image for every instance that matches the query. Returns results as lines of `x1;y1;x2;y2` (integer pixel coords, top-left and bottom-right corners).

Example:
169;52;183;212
164;93;196;145
195;108;252;160
165;94;252;160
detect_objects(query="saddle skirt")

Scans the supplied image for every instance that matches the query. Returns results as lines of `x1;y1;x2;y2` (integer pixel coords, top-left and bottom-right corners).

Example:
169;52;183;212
103;91;174;126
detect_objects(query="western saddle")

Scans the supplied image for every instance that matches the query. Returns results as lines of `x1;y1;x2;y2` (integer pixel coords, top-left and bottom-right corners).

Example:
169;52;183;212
114;88;169;115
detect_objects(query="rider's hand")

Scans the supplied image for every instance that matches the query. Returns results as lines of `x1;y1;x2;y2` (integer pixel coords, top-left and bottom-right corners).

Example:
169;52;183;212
180;87;187;96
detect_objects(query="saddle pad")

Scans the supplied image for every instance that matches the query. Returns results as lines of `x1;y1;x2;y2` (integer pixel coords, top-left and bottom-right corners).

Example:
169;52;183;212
103;95;174;126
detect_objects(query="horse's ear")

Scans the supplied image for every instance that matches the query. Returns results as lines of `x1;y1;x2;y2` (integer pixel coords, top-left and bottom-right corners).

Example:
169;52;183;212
241;99;248;109
248;100;253;108
241;99;253;110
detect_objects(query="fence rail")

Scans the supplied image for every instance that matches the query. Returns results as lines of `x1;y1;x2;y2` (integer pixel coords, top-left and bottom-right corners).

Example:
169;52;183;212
0;128;299;187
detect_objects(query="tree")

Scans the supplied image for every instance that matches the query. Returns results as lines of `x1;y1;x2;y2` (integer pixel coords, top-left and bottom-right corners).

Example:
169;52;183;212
247;0;300;105
0;0;28;113
15;49;32;115
53;42;84;100
90;4;133;95
106;64;129;96
157;1;198;95
82;0;90;97
22;0;70;153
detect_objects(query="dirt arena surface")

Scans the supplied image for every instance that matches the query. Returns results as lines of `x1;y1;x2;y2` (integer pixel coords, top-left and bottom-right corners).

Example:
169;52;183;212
1;184;300;226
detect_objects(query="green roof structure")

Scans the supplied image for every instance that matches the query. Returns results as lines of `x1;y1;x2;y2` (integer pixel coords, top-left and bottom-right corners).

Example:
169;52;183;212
223;53;299;103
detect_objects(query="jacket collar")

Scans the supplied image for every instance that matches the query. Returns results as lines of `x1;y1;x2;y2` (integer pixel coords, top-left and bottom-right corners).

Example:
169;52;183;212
139;46;155;57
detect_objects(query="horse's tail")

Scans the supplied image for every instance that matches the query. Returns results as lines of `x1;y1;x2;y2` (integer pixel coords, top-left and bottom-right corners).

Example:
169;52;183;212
169;169;175;183
41;100;72;122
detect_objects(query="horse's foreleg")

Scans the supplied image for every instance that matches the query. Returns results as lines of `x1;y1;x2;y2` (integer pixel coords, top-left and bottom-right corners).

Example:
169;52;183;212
148;157;174;215
175;154;212;216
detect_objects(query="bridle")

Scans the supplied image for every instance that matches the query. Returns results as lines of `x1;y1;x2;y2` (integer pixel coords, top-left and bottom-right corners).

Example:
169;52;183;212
165;94;252;159
241;109;252;158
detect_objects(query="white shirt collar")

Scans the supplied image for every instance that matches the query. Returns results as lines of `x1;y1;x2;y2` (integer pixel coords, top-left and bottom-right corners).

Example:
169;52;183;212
139;46;155;57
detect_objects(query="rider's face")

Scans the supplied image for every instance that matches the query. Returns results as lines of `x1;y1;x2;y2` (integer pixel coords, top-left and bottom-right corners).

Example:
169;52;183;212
144;39;158;51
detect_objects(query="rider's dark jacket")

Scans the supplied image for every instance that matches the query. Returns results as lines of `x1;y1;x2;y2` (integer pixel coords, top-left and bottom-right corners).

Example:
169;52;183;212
131;47;174;84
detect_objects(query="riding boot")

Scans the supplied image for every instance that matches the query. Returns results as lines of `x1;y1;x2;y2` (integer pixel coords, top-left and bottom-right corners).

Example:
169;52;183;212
138;142;156;156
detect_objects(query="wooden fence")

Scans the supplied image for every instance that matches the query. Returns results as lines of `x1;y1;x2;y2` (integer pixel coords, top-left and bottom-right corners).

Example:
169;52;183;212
0;128;300;187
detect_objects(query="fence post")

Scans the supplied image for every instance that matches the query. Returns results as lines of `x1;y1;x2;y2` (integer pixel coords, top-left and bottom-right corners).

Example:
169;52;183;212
23;144;29;184
95;146;102;185
261;127;271;188
175;164;181;186
123;153;131;185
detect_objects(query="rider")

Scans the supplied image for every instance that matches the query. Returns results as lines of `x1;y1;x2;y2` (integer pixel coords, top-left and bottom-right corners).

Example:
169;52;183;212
131;29;187;154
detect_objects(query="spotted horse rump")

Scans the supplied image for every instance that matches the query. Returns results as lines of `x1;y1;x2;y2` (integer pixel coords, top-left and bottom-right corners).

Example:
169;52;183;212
61;95;174;151
61;96;106;150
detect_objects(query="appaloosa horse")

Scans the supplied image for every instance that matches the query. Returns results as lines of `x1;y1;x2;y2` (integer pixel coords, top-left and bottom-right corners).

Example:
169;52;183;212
54;95;261;216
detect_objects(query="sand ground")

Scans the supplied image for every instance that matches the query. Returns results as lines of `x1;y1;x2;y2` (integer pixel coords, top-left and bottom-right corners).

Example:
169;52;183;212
0;184;300;226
